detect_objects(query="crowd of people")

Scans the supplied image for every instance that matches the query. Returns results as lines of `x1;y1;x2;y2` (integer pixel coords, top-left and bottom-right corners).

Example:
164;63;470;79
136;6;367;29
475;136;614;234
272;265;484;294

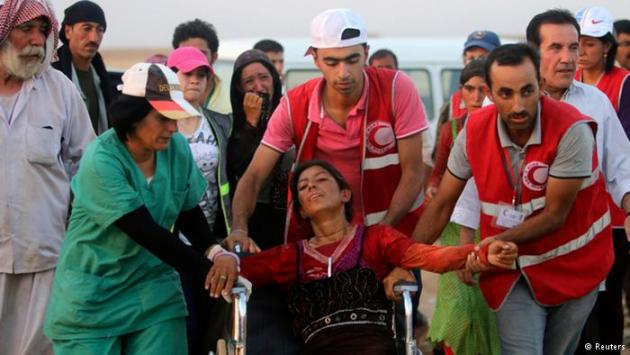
1;0;630;355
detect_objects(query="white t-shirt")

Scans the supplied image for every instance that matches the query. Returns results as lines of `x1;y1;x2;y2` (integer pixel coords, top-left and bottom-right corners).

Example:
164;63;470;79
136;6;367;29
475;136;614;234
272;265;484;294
183;115;220;231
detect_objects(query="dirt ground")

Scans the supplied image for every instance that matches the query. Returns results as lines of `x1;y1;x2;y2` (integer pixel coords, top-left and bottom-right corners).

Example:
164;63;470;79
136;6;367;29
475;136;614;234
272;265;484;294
100;48;171;70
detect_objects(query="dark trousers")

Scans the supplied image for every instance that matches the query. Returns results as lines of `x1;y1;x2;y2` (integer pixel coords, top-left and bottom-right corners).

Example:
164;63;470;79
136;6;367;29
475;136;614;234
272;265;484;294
246;285;301;355
576;228;629;355
624;248;630;322
178;269;212;355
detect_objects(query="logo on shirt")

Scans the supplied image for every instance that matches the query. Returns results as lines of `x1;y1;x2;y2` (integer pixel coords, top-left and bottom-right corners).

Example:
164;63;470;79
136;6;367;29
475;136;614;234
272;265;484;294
523;161;549;192
366;121;395;154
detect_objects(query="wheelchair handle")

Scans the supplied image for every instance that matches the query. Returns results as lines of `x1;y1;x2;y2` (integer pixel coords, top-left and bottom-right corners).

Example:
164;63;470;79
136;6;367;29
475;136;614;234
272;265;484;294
394;280;418;355
394;280;419;293
231;283;247;296
231;282;248;355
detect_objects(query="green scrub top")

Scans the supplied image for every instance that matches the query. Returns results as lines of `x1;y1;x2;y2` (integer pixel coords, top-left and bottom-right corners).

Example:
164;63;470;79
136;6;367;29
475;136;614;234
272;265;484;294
44;129;207;340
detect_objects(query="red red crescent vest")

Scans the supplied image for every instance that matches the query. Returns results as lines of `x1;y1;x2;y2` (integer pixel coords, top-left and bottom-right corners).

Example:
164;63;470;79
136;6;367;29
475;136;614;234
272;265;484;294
449;91;467;119
467;97;613;310
576;66;630;112
284;67;423;243
575;67;630;226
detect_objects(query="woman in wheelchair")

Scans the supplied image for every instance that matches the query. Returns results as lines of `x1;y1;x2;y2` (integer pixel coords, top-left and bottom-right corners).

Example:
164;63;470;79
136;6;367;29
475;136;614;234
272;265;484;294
208;160;516;355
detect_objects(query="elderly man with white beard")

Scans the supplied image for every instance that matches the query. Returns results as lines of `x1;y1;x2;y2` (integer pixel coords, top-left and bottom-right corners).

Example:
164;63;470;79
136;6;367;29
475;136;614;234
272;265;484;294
0;0;94;354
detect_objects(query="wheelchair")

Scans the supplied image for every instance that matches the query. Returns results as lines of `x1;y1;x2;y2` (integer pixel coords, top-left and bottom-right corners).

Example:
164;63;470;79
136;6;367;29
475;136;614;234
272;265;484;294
211;279;421;355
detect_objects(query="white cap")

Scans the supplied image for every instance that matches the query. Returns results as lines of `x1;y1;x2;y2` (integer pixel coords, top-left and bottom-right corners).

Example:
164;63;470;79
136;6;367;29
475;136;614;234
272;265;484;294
305;8;367;55
576;6;614;38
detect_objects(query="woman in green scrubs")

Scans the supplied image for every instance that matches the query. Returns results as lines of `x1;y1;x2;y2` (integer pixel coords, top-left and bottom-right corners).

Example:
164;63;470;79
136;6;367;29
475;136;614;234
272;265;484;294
44;63;238;355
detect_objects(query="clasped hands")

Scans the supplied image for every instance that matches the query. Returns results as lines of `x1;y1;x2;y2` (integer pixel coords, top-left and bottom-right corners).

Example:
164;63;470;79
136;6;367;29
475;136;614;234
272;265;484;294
457;236;517;285
384;237;517;301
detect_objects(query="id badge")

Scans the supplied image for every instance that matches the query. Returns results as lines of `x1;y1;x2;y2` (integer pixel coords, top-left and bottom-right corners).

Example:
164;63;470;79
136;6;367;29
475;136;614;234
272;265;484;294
492;203;526;229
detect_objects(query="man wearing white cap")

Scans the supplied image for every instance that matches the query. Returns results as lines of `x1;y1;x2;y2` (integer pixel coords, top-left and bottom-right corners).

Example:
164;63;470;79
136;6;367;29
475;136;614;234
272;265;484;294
227;8;428;252
0;0;94;353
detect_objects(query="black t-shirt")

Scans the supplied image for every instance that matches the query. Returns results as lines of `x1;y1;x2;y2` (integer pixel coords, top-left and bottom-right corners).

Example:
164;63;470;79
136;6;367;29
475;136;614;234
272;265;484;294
76;67;100;132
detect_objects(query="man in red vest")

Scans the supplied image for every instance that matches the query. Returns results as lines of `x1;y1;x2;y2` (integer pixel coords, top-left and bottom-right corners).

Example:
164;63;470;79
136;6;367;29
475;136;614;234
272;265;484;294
226;8;428;251
414;43;613;355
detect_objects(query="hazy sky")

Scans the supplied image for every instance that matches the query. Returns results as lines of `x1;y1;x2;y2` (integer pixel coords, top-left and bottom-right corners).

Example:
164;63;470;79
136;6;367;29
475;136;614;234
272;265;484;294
51;0;630;49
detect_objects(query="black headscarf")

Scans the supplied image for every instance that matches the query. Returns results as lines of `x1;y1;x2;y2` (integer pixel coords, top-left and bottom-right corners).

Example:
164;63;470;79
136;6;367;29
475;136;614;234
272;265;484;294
59;0;106;44
229;49;282;134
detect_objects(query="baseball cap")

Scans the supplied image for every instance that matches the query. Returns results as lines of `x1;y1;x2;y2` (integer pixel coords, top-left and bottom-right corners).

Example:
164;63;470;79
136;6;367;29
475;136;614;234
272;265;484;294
118;63;200;120
305;8;367;56
463;30;501;53
167;46;214;75
576;6;614;38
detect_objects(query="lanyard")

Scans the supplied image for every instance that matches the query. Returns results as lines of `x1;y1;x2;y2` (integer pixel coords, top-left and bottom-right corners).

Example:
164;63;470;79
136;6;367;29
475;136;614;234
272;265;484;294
499;147;527;209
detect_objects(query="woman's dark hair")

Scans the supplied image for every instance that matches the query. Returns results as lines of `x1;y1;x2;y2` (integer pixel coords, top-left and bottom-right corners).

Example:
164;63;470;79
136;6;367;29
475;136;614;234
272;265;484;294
459;58;486;85
108;94;152;142
290;160;354;222
598;32;618;72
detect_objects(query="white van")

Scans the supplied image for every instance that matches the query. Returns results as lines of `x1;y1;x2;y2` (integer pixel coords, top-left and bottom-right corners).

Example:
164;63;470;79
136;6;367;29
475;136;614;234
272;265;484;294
214;37;467;137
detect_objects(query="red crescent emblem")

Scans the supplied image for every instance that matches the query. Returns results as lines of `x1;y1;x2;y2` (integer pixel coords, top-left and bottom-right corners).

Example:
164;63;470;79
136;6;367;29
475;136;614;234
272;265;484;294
366;121;395;154
523;161;549;192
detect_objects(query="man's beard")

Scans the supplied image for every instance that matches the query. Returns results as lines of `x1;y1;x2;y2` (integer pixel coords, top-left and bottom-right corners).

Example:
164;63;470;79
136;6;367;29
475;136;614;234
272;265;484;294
0;41;46;80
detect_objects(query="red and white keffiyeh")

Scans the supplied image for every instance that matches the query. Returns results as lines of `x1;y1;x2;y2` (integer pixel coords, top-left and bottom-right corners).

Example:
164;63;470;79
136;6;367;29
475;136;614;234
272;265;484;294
0;0;59;49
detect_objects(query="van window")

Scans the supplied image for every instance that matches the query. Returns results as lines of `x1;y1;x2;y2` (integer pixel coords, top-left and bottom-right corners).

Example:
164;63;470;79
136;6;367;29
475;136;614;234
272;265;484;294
286;69;320;90
285;68;435;119
213;60;235;87
441;68;462;100
403;69;433;120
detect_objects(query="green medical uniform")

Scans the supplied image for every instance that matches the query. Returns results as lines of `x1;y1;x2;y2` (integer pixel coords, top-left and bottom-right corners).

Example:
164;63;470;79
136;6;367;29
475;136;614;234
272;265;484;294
44;129;207;349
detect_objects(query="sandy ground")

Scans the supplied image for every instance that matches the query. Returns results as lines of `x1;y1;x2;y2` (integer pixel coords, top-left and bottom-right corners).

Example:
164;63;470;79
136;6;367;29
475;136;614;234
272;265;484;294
100;48;171;70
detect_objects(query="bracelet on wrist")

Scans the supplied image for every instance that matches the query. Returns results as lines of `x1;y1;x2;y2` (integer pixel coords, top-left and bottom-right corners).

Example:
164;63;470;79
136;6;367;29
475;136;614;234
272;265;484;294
215;250;240;265
206;244;241;265
231;228;248;236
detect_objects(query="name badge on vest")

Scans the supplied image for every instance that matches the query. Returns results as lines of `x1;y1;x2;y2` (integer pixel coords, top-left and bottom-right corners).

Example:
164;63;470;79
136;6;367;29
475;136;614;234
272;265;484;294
493;203;526;229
